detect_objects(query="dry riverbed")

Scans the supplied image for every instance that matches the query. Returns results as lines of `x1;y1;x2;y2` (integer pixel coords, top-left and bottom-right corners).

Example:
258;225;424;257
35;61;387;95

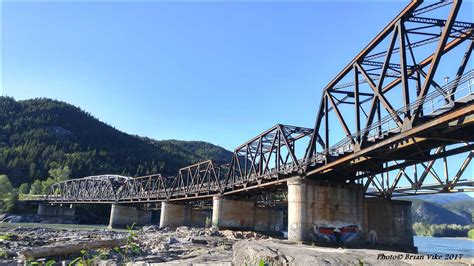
0;224;472;265
0;224;268;265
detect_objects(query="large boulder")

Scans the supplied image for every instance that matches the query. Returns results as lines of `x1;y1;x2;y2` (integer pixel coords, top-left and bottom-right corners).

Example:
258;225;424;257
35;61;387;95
233;240;396;265
232;240;469;265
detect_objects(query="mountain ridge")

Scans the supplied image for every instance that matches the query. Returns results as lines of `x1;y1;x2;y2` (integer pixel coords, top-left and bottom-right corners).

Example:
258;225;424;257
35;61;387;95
0;97;233;186
401;193;472;205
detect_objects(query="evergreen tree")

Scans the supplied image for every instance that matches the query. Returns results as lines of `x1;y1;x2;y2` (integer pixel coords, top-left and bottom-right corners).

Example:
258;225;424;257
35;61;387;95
0;175;12;196
29;180;42;195
18;183;30;194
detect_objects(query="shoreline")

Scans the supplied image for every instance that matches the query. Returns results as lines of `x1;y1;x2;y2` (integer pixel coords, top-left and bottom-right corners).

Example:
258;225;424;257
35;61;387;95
415;235;474;241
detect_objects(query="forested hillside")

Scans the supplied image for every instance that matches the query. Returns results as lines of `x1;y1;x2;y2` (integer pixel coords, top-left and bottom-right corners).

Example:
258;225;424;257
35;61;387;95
410;199;471;225
0;97;233;187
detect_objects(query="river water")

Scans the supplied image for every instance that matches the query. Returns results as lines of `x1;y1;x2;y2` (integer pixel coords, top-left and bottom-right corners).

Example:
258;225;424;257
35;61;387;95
414;236;473;258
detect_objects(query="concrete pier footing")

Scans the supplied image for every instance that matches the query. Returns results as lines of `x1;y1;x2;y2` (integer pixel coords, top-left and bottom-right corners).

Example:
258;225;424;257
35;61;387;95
287;178;364;242
108;204;151;229
159;202;190;228
212;195;283;231
159;202;211;228
364;198;414;248
286;178;414;250
37;203;76;217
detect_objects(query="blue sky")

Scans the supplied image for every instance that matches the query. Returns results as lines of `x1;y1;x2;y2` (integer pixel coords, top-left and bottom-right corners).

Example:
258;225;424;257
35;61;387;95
2;0;473;152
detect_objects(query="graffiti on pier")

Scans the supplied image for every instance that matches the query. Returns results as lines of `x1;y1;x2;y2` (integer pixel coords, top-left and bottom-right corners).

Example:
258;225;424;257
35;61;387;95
311;223;360;244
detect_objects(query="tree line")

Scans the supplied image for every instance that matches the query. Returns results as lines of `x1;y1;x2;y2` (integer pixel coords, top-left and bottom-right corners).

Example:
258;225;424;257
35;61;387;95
413;222;473;238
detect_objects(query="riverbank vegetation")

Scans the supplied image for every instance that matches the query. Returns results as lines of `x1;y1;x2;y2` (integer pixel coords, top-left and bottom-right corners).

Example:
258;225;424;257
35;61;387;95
413;222;472;238
0;175;18;214
468;229;474;239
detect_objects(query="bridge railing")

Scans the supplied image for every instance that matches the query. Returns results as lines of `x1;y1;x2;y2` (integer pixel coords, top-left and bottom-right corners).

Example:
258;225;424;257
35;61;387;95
365;69;474;139
18;194;47;201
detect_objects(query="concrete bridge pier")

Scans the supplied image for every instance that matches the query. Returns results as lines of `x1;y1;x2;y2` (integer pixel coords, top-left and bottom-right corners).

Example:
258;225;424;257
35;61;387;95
159;201;191;228
254;208;284;232
364;198;414;249
159;201;211;228
37;203;76;217
108;204;151;229
212;195;256;230
287;178;414;251
287;178;364;243
37;202;46;216
212;196;283;231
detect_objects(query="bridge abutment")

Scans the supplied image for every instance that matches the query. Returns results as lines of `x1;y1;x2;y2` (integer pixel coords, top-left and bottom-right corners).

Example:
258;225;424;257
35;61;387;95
108;204;151;229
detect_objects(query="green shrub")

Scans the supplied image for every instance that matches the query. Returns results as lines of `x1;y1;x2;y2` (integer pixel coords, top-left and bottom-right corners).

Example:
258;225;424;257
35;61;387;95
468;229;474;239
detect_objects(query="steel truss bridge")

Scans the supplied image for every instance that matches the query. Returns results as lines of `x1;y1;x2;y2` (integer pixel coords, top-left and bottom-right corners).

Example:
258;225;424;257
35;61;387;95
45;0;473;204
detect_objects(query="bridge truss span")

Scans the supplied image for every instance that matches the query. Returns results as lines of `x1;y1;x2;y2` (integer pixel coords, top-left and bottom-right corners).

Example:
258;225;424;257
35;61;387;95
47;175;133;203
224;124;313;190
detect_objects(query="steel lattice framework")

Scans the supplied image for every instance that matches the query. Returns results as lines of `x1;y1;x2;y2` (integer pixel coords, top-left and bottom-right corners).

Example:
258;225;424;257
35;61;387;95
363;145;473;197
168;160;222;197
224;124;313;189
42;0;473;204
305;0;473;162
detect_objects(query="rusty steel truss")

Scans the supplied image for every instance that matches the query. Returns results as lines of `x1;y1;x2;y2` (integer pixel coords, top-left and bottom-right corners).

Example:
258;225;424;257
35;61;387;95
44;0;473;204
301;0;473;180
168;160;222;197
363;145;473;197
224;124;313;189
